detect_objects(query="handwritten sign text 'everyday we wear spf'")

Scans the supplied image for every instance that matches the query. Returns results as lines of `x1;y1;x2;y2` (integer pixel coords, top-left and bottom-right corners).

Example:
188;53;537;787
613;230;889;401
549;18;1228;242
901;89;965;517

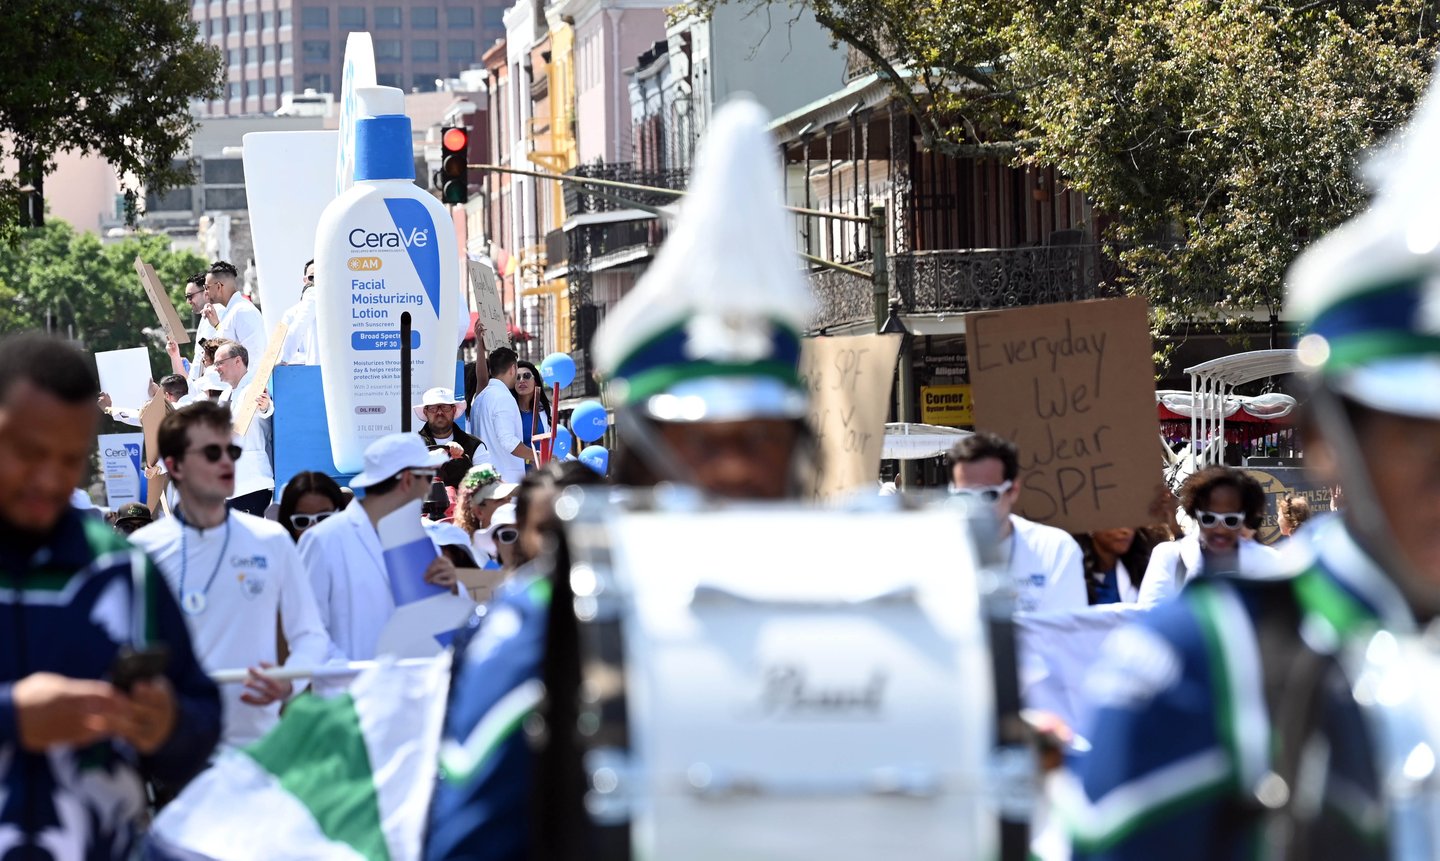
966;297;1159;533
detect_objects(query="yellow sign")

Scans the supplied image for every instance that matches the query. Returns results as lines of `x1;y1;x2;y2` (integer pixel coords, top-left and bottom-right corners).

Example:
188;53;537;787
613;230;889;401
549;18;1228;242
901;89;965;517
921;385;973;426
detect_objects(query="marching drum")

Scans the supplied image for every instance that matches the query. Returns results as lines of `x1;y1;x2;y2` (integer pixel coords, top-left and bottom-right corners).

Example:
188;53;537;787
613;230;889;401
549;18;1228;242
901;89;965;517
538;489;1033;861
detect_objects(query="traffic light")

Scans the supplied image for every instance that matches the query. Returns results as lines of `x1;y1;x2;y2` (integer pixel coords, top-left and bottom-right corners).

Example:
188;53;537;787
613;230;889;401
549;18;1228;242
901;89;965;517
439;126;469;205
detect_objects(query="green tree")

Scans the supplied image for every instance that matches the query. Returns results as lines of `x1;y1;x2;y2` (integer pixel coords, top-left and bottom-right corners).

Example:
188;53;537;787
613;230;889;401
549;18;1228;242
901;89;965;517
0;219;208;379
0;0;224;239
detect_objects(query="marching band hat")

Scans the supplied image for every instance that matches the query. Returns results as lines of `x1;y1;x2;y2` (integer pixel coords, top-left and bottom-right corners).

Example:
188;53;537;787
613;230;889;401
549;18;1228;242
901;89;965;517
592;98;814;423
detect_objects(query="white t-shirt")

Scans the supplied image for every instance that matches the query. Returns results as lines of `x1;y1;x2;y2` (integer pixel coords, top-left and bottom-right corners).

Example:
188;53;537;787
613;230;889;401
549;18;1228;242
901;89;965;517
217;293;268;360
130;510;331;747
278;293;319;365
470;378;527;482
297;500;394;661
188;317;219;385
1005;514;1088;613
219;370;275;498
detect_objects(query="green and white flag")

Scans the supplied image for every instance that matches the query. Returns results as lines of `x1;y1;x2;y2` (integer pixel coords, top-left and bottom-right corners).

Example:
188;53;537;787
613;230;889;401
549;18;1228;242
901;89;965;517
151;656;451;861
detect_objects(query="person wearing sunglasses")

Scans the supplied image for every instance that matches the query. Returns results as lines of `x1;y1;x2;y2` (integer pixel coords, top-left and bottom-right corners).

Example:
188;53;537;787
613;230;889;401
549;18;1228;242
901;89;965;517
298;433;453;661
1135;466;1281;607
211;341;276;517
130;401;331;750
416;386;484;487
510;360;551;467
278;258;322;366
454;463;518;561
276;471;346;542
948;431;1088;614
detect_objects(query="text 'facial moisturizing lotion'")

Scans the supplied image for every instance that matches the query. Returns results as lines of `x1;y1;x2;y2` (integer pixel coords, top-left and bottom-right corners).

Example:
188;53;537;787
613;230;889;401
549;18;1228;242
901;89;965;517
315;85;460;473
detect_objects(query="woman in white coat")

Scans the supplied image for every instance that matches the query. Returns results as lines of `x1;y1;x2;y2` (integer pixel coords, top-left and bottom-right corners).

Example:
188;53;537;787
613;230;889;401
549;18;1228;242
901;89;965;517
1137;466;1284;606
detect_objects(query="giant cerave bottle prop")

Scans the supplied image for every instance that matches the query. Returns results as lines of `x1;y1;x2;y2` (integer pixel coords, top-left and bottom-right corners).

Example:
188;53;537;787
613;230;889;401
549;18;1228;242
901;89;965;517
315;86;459;473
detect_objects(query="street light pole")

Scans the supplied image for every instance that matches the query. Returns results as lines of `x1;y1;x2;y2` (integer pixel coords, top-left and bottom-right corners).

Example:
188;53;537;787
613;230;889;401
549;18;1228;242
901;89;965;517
870;204;888;333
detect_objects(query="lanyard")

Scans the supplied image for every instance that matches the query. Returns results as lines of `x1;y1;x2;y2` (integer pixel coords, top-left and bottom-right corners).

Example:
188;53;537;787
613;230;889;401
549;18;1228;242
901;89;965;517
179;511;232;615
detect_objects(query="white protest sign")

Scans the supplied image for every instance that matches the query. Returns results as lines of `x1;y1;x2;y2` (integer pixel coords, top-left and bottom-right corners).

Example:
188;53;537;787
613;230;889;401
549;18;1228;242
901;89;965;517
95;348;152;414
468;258;508;353
336;33;377;198
243;130;340;336
799;334;902;497
98;433;145;508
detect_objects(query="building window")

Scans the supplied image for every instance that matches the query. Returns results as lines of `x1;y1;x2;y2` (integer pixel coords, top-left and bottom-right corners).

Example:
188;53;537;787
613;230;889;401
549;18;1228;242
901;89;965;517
244;13;257;31
227;82;240;99
262;10;274;28
227;48;240;66
281;75;294;93
338;7;365;28
482;7;505;30
376;72;401;88
302;40;330;62
411;7;438;28
206;188;249;210
280;43;292;60
244;46;259;63
262;44;274;62
279;9;290;26
412;40;439;62
375;6;401;28
412;73;439;92
446;6;474;27
374;39;402;62
302;72;332;92
264;78;277;95
301;6;328;29
448;40;475;64
226;14;239;31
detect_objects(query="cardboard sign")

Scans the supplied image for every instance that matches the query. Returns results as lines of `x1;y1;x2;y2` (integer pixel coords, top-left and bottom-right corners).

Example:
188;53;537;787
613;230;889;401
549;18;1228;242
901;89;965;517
799;333;902;497
138;390;171;514
966;297;1158;533
95;347;153;414
232;321;289;436
134;258;190;345
920;384;973;426
468;259;508;353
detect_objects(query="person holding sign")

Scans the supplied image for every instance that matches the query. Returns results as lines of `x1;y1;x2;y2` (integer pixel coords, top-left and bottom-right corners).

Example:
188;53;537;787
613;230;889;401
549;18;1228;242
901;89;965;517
176;273;217;384
130;402;331;748
213;342;275;516
297;433;453;661
948;432;1087;613
203;261;268;360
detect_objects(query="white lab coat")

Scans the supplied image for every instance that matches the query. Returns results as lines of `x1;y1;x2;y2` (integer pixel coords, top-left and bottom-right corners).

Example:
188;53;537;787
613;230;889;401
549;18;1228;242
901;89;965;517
219;369;275;499
297;500;393;661
1136;534;1286;607
1006;515;1089;614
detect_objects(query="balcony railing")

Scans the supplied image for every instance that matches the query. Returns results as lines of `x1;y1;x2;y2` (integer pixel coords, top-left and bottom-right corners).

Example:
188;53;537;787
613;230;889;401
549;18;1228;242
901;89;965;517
809;245;1120;332
563;163;688;218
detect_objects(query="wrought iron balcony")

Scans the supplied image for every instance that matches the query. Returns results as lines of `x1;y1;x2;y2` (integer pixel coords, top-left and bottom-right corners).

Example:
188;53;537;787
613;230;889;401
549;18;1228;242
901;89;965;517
809;245;1120;332
563;163;688;217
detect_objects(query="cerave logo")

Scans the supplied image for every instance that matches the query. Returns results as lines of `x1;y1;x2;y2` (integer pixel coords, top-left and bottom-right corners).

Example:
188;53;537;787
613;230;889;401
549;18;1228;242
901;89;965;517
348;227;429;250
348;257;382;271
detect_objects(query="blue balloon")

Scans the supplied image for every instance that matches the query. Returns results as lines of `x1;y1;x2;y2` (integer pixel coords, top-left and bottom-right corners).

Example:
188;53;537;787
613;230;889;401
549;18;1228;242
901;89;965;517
540;352;576;389
551;426;573;460
571;400;609;443
579;445;609;476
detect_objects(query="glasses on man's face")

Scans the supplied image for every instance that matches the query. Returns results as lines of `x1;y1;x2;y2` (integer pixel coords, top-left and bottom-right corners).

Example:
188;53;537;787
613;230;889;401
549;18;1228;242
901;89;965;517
494;526;519;545
949;480;1013;504
289;511;336;530
1196;510;1245;530
215;355;240;367
184;291;204;301
188;443;243;463
516;371;534;381
409;469;438;481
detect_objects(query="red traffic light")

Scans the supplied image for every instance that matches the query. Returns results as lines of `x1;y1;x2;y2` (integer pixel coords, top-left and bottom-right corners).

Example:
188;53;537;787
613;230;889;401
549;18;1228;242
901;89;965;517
442;127;469;153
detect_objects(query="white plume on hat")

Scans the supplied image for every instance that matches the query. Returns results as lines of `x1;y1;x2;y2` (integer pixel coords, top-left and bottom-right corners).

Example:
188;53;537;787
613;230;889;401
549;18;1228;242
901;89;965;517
592;98;814;402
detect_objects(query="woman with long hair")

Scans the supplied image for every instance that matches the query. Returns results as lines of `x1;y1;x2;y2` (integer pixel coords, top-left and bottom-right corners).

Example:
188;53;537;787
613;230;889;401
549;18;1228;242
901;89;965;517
1073;527;1161;605
511;360;551;466
1136;466;1284;606
276;471;346;542
454;463;519;560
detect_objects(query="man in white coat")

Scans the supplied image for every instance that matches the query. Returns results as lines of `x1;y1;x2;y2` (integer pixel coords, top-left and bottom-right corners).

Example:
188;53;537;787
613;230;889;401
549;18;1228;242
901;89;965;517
949;432;1088;613
130;400;331;748
203;260;268;360
298;433;458;660
213;341;275;516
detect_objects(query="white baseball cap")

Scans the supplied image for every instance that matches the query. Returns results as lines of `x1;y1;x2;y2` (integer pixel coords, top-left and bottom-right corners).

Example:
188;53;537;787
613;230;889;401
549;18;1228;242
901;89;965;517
425;520;480;566
349;433;448;490
413;386;465;422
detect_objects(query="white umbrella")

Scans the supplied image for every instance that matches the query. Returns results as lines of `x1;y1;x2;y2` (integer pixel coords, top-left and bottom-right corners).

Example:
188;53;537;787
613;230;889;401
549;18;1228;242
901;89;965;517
882;422;972;461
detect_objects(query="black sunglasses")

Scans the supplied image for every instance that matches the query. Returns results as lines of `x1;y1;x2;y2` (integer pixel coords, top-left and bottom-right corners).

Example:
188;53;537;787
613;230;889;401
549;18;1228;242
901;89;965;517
289;511;336;529
184;290;204;300
305;274;315;283
515;371;534;381
188;443;242;463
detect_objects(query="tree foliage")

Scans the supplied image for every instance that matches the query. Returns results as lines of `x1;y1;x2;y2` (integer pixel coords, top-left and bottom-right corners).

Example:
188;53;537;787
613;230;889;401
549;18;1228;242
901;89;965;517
696;0;1439;337
0;0;224;240
0;219;208;379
